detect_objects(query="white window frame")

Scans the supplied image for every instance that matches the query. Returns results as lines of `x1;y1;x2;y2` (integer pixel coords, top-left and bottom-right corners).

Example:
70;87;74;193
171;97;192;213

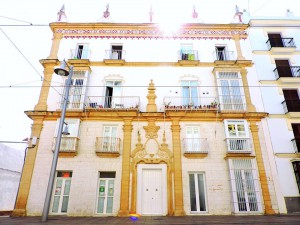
75;43;90;59
96;172;116;214
185;126;201;152
215;45;228;60
50;171;72;214
181;80;199;106
224;120;251;153
188;172;208;213
102;125;118;152
228;159;262;213
217;72;246;111
60;70;89;110
224;120;249;138
104;80;123;108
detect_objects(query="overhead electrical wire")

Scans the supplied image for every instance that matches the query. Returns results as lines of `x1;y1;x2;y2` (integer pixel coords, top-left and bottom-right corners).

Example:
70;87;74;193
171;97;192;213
0;27;61;95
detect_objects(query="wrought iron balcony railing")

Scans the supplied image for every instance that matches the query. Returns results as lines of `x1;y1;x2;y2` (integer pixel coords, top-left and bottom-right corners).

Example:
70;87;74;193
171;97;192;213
213;50;235;61
163;96;218;111
226;138;252;153
52;137;79;153
182;138;209;153
273;66;300;79
266;38;296;50
178;50;199;61
69;49;91;60
85;96;140;111
282;100;300;113
218;95;247;112
96;137;121;154
292;138;300;153
105;50;126;60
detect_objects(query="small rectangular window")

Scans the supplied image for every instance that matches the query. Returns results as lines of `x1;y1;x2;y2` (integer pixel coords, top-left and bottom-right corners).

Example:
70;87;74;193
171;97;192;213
100;172;116;178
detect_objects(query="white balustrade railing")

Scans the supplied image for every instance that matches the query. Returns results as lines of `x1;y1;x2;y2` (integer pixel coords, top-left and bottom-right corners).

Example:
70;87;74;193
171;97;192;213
226;138;251;153
96;137;121;153
182;138;209;153
52;137;79;153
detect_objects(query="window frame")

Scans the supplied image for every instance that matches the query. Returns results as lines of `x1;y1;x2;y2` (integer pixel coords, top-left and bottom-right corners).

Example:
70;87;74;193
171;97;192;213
188;172;208;213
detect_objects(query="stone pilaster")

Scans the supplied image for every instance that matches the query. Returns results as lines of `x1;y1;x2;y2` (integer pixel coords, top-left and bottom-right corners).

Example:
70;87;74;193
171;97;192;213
47;32;63;59
240;68;256;112
34;59;59;111
250;122;275;215
118;119;133;216
171;119;185;216
233;34;245;60
12;118;43;217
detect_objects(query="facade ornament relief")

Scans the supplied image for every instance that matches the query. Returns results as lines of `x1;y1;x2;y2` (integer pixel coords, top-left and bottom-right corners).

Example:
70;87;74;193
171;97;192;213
131;121;172;164
146;80;157;112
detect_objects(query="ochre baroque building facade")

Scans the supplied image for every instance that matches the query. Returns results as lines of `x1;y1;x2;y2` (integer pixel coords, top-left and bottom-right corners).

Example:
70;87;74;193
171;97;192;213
13;21;280;216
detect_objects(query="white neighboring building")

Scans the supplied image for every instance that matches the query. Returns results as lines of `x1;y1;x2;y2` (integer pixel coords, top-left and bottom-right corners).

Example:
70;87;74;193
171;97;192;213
0;144;25;212
248;15;300;213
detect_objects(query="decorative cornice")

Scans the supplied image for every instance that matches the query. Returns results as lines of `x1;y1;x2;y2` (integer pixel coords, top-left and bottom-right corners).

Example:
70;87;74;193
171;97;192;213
50;22;248;40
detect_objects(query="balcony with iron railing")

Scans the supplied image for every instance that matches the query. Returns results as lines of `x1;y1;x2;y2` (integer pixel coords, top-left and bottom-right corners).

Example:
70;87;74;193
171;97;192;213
178;50;199;65
105;50;126;60
163;96;218;111
95;137;121;157
57;99;85;111
52;137;79;156
226;138;252;154
85;96;140;111
266;38;296;53
213;50;235;61
292;138;300;153
282;100;300;114
69;49;91;60
273;66;300;80
182;138;209;158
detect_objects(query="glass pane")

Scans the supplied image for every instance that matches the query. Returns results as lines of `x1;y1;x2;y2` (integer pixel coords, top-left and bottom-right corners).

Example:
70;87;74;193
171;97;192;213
106;197;113;213
108;180;114;196
237;124;246;137
55;179;63;195
97;197;105;213
234;170;247;211
197;174;206;211
189;174;197;211
106;81;113;86
228;124;237;137
64;180;71;195
99;180;106;196
61;196;69;213
245;171;258;211
52;196;60;213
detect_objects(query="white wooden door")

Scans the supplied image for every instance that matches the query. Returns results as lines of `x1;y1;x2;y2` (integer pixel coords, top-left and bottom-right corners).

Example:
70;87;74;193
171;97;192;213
141;169;163;215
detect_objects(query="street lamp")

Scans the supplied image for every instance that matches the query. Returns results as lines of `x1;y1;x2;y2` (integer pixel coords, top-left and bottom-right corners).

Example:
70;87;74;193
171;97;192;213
41;60;73;222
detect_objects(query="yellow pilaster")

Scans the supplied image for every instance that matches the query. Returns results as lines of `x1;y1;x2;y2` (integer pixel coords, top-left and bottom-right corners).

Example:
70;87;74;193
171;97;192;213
118;119;133;217
47;32;63;59
12;118;43;217
240;68;256;112
233;34;245;60
250;122;275;215
171;119;185;216
34;59;59;111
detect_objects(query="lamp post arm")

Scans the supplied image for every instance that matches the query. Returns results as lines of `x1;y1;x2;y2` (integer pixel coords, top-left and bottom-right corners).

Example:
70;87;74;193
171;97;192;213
41;65;73;222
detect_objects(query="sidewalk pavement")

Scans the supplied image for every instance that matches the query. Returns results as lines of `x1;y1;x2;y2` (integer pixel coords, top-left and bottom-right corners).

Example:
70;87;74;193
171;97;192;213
0;215;300;225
